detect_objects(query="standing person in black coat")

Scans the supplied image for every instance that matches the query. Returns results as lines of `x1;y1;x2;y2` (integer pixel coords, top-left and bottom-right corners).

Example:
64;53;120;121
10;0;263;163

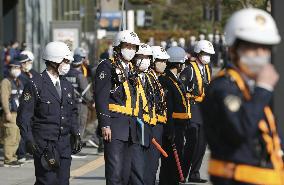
180;40;215;183
159;46;190;185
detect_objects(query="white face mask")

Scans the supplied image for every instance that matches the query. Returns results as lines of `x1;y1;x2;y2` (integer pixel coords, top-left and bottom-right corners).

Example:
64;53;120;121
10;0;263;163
58;62;70;76
136;59;151;72
11;68;21;78
23;63;33;72
121;48;136;61
155;61;167;74
239;52;271;73
200;55;211;64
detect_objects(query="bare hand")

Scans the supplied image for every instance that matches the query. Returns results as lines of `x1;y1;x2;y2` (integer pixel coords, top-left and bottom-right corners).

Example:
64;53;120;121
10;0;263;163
6;112;12;122
102;127;111;142
256;64;279;88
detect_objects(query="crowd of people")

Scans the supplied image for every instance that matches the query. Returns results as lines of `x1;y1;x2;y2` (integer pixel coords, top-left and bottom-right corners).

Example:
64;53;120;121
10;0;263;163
0;7;283;185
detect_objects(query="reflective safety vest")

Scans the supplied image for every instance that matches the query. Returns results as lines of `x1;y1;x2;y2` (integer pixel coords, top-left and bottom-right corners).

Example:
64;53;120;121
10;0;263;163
133;76;157;126
209;68;284;184
108;60;135;116
81;64;88;77
169;77;191;119
187;62;211;102
9;79;24;112
148;70;167;124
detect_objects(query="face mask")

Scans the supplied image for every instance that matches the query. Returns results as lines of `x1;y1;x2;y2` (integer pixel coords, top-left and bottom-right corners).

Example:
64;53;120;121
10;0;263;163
200;55;211;64
10;69;21;78
239;53;271;73
121;48;136;61
136;59;151;72
155;61;167;74
58;63;70;76
23;63;33;72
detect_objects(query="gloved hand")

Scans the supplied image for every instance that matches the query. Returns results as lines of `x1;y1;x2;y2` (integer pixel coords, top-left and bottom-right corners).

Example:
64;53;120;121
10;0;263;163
26;140;40;155
71;133;83;154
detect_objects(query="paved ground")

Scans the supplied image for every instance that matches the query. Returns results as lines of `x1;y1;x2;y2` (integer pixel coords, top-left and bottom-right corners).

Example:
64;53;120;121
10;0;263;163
0;145;211;185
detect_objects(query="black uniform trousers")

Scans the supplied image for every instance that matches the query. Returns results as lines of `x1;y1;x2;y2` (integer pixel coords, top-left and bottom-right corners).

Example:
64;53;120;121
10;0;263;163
33;136;72;185
182;122;207;180
159;124;186;185
105;139;145;185
144;123;163;185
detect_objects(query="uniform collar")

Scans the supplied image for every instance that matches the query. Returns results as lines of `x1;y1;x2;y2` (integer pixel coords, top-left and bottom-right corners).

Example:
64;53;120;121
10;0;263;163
46;70;60;86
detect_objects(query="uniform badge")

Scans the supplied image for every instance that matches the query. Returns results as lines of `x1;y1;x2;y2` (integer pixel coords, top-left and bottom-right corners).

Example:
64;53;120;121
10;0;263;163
181;76;186;81
224;95;241;112
23;92;32;101
99;71;106;80
67;93;72;98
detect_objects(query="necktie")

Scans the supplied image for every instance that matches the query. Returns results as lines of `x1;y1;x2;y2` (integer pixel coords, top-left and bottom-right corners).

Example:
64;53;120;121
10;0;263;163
55;81;62;99
202;68;208;84
125;65;129;77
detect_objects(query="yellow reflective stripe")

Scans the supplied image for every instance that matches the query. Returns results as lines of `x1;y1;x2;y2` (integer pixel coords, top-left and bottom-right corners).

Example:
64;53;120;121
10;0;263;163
109;81;133;116
157;114;167;123
191;62;203;95
81;64;88;77
172;112;191;119
169;77;191;119
206;64;211;82
208;159;284;185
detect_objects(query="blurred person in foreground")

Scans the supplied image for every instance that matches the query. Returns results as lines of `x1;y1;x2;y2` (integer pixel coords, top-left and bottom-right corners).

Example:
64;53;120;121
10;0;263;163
202;8;283;185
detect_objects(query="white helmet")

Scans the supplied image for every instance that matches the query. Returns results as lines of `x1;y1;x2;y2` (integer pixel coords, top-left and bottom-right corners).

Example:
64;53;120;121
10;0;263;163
194;40;215;54
167;46;186;63
199;34;205;40
208;34;214;42
42;41;73;63
21;50;34;62
151;46;170;61
113;30;140;47
136;43;153;56
225;8;281;46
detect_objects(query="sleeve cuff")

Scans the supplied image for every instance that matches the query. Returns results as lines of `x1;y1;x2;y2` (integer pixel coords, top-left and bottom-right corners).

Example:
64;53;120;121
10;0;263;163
256;82;274;92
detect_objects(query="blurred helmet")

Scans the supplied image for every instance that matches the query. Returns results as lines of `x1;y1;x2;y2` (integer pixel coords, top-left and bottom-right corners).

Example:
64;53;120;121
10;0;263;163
167;46;186;63
151;46;170;61
171;41;178;47
9;59;22;67
113;30;140;47
74;47;87;58
224;8;281;46
199;34;205;40
20;50;34;62
194;40;215;54
208;34;214;42
42;41;73;63
160;41;167;49
17;54;30;63
190;36;196;42
136;43;153;56
72;54;83;65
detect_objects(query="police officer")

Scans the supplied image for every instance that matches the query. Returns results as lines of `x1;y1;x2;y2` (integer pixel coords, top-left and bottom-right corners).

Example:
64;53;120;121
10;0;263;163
144;46;169;185
180;40;215;183
128;43;155;185
94;30;141;185
17;41;82;185
159;46;189;185
19;50;39;85
17;51;40;163
202;8;283;185
66;54;93;141
74;47;90;78
1;59;23;167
